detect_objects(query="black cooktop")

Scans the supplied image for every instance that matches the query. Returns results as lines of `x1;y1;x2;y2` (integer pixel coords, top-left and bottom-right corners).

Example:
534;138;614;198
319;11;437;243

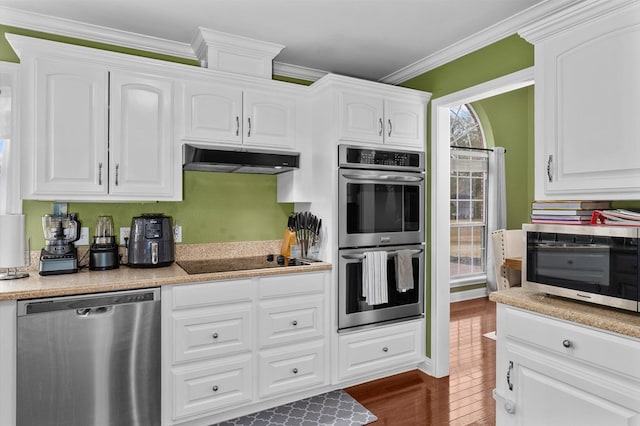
177;254;308;275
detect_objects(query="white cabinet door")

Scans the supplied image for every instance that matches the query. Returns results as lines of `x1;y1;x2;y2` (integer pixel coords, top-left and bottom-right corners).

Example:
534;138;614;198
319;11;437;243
30;57;108;197
384;98;425;149
109;71;175;198
535;4;640;200
338;91;384;145
243;90;296;149
183;82;243;144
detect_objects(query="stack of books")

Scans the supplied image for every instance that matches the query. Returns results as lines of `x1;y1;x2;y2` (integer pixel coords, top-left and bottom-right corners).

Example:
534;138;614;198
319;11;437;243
530;200;611;224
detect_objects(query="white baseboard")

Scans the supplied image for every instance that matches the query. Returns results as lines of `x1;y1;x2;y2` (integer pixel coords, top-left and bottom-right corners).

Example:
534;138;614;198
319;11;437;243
417;357;433;376
450;287;488;303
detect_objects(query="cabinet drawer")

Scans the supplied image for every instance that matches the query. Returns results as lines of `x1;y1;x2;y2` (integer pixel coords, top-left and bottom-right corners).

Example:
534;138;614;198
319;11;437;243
338;320;422;381
259;272;324;299
173;304;252;363
503;307;640;380
172;279;253;309
258;296;324;348
258;340;326;398
172;355;252;420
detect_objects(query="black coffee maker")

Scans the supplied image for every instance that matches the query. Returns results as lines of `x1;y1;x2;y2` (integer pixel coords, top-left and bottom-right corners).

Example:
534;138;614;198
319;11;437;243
89;215;119;270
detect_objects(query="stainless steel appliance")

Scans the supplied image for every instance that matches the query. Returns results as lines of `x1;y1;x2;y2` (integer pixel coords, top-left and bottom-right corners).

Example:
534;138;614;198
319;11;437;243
338;145;426;331
89;215;119;270
39;213;81;276
128;214;175;267
338;145;425;248
16;288;161;426
523;223;640;312
339;244;425;330
183;143;300;174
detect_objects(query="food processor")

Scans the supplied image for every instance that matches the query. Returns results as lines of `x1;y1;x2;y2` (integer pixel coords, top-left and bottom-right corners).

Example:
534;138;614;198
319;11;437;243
89;215;119;270
39;213;81;276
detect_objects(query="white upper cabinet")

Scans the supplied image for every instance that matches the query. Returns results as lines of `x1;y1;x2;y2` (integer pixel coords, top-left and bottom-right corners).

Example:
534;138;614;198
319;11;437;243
338;90;426;149
521;1;640;200
108;71;175;198
11;35;181;201
182;82;297;150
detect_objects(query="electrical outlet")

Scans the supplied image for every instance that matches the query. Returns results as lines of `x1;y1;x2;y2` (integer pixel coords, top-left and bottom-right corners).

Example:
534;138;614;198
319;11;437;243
120;227;130;245
75;227;89;246
174;225;182;243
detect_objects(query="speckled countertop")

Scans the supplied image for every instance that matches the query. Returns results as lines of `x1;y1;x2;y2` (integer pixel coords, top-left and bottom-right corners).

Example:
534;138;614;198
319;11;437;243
490;286;640;339
0;240;332;301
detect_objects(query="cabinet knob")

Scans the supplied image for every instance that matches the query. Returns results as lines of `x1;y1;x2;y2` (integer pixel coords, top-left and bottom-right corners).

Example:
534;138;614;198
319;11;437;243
292;368;298;374
562;339;572;348
382;346;389;353
291;320;298;326
212;332;219;339
212;385;219;392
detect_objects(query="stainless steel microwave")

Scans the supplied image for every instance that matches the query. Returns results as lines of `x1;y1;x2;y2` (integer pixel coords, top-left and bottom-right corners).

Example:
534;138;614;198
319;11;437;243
523;223;640;312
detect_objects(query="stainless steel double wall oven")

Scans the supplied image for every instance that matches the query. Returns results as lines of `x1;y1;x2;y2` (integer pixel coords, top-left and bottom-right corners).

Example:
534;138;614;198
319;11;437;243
337;145;426;330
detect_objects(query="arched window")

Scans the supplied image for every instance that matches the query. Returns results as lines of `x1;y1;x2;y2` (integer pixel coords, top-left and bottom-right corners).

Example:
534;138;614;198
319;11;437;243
450;104;488;284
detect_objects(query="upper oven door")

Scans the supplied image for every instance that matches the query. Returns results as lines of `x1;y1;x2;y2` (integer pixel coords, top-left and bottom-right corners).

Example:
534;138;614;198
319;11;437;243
339;168;425;248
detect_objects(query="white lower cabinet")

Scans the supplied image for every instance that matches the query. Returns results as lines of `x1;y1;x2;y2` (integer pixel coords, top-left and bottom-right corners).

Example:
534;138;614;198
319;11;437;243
162;271;330;426
494;304;640;426
337;319;423;382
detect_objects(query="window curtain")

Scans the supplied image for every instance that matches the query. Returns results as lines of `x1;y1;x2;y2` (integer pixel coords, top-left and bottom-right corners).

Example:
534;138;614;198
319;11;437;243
486;147;507;292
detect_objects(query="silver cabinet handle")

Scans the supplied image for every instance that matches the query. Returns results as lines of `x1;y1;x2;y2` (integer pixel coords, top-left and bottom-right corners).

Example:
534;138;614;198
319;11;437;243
291;320;298;326
247;117;252;137
388;119;392;137
212;332;219;339
378;118;383;136
507;361;514;391
115;163;120;186
212;385;219;392
562;339;572;348
98;162;103;186
547;155;553;182
292;368;298;374
235;116;240;136
382;346;389;352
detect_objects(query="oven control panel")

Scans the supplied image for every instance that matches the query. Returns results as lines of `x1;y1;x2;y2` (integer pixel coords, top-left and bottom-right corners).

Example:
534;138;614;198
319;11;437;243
338;145;424;171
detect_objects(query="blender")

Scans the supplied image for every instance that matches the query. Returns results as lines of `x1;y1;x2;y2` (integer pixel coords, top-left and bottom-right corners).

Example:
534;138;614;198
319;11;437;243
89;215;120;270
39;213;81;276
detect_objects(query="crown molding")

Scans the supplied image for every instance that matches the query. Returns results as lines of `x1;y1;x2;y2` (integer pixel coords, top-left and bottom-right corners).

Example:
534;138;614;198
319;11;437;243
379;0;585;85
273;62;328;82
0;6;196;60
518;0;639;44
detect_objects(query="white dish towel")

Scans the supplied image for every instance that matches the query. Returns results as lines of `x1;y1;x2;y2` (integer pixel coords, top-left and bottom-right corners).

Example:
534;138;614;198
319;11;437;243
362;251;388;305
395;249;414;292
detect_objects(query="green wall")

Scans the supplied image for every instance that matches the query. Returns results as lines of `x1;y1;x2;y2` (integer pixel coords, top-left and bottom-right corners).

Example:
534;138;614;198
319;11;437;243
1;26;315;247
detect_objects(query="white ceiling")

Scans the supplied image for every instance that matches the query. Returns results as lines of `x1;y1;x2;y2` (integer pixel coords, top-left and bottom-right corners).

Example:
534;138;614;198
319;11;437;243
0;0;575;82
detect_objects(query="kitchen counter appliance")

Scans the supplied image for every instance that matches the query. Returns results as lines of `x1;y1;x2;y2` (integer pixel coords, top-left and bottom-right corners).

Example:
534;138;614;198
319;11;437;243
523;223;640;312
17;288;161;426
89;215;119;270
39;213;81;276
128;214;175;267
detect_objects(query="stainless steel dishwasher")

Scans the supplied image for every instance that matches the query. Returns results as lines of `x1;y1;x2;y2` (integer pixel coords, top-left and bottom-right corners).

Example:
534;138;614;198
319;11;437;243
17;288;160;426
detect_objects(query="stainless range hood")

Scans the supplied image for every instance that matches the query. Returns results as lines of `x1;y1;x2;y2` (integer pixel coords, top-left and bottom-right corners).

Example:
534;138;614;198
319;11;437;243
183;144;299;174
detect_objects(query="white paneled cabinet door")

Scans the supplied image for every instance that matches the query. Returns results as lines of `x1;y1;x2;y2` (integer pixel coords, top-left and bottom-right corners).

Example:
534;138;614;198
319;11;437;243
536;3;640;199
243;90;296;149
109;71;174;198
338;92;384;145
384;99;425;149
183;83;243;144
32;58;108;196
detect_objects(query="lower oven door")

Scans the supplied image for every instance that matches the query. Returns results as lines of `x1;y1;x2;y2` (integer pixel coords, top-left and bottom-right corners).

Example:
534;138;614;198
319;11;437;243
338;244;425;331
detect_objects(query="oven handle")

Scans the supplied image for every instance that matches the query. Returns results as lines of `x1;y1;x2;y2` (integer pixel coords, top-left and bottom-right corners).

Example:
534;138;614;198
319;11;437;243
341;248;424;260
341;173;424;183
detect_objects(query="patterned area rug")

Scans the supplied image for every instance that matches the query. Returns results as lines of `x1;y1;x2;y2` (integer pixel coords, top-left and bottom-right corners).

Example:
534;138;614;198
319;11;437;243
212;389;378;426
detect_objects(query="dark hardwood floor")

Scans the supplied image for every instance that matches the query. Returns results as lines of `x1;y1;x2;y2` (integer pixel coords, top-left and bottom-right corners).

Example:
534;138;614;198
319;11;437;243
345;297;497;425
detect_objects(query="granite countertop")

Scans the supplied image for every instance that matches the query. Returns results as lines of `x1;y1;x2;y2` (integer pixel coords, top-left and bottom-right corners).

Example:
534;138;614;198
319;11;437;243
0;241;332;301
490;286;640;339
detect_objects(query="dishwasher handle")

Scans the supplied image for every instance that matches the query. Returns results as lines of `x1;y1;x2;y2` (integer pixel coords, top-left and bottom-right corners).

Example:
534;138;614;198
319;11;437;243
17;288;160;317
